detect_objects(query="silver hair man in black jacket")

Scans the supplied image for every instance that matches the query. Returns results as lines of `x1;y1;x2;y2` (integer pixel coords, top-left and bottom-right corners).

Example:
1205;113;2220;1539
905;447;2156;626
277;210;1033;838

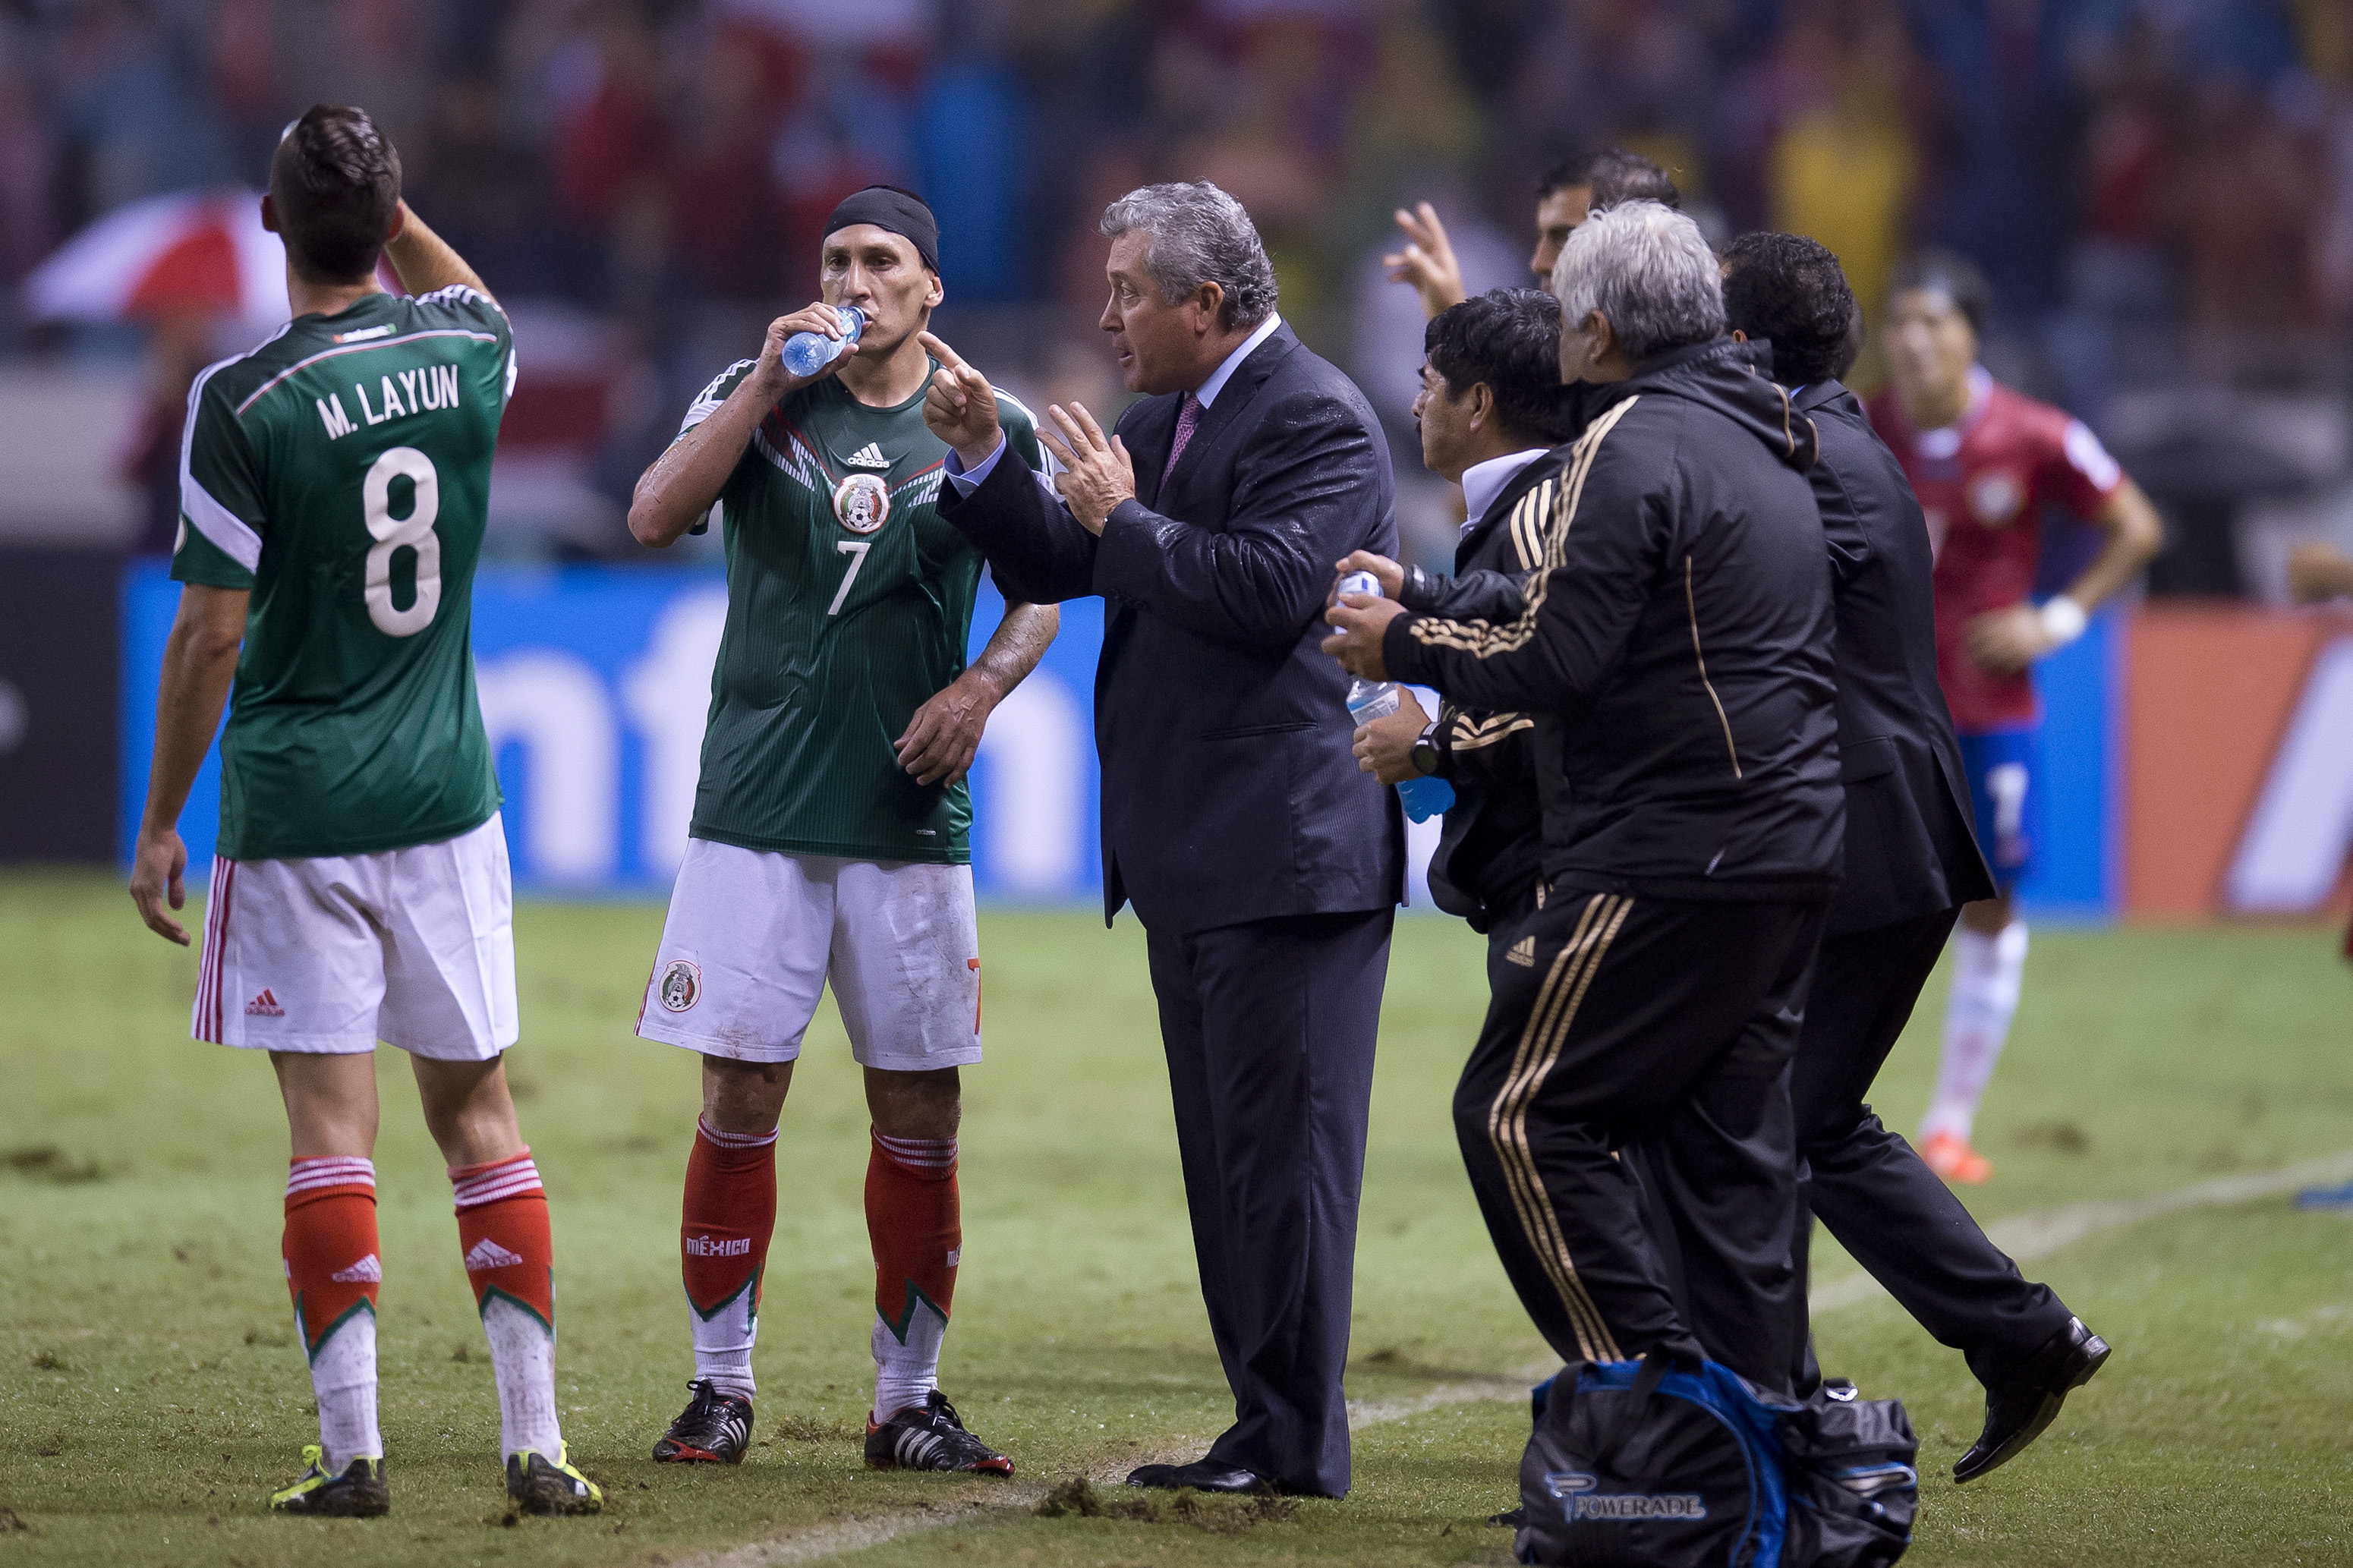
1326;200;1840;1395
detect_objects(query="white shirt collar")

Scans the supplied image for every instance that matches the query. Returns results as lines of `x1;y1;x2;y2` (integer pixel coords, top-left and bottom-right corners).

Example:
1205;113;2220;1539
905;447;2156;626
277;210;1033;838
1458;448;1550;533
1194;313;1284;408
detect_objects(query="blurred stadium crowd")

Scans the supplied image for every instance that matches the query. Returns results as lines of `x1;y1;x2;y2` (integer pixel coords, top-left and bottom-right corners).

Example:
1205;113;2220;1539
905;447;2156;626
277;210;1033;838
2;0;2351;587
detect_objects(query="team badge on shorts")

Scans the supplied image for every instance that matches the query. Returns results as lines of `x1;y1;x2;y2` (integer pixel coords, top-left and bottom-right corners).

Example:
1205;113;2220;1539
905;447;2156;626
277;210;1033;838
659;959;701;1012
833;473;891;534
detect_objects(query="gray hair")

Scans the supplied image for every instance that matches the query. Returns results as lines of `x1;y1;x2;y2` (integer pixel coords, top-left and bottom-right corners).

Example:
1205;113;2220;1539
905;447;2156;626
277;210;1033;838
1099;181;1278;331
1551;200;1725;361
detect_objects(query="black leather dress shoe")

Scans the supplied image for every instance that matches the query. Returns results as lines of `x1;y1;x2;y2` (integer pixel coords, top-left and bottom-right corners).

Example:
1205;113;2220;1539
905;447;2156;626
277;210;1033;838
1124;1459;1271;1494
1955;1315;2111;1484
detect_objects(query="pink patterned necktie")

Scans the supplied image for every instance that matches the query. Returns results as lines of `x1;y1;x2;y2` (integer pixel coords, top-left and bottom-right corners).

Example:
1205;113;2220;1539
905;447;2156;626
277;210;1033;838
1160;392;1202;488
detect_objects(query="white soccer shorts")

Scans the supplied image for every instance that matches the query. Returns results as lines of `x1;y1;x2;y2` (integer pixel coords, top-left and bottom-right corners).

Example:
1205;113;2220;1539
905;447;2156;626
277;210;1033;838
191;814;520;1061
635;841;983;1071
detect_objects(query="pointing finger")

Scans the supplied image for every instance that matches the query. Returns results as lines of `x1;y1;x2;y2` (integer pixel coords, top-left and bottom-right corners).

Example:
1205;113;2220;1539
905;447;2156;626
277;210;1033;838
916;331;968;373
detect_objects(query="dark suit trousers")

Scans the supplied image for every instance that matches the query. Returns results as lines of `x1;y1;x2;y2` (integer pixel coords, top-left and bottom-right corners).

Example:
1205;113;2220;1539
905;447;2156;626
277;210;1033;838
1790;907;2073;1390
1454;888;1823;1397
1144;907;1393;1498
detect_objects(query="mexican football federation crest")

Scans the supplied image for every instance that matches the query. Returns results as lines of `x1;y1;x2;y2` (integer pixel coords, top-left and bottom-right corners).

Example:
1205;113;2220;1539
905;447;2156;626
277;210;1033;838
659;959;701;1012
833;472;891;534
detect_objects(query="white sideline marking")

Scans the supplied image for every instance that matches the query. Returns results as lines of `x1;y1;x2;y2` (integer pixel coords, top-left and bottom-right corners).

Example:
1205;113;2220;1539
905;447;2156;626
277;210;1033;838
680;1153;2353;1564
1807;1148;2353;1314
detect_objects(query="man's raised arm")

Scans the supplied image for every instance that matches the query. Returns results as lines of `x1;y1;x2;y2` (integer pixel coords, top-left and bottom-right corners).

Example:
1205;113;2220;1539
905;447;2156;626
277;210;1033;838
628;307;851;547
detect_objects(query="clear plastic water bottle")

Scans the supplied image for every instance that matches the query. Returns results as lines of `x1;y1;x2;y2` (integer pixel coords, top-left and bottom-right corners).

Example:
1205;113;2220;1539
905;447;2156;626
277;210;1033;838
782;305;865;378
1337;571;1457;823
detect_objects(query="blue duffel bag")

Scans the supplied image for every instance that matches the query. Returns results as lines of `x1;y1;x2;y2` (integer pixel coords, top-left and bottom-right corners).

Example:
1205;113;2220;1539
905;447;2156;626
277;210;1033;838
1514;1355;1917;1568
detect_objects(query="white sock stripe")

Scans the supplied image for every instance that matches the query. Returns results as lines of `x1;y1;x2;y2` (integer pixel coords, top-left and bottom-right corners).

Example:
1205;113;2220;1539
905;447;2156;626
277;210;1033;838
698;1117;780;1150
874;1133;957;1167
452;1168;545;1208
287;1158;376;1197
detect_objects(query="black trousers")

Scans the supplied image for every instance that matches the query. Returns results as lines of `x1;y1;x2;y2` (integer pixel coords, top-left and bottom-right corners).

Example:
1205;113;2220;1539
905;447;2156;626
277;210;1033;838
1144;906;1393;1498
1791;907;2072;1390
1455;886;1825;1396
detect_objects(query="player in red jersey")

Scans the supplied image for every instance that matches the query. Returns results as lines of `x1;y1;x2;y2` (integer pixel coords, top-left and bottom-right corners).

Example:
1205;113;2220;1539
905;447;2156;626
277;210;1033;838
1870;251;2163;1184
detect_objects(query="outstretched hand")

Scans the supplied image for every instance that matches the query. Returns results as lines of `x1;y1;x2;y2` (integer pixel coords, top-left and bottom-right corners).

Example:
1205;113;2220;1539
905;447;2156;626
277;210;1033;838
1038;401;1136;536
1381;202;1468;320
918;331;1003;468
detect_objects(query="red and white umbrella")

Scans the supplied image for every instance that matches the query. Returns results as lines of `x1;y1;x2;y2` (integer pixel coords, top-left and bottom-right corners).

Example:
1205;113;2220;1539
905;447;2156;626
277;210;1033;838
25;187;288;329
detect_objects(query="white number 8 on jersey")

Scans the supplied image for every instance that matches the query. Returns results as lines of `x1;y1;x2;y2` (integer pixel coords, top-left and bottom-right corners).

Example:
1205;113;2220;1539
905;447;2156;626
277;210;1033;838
363;446;441;637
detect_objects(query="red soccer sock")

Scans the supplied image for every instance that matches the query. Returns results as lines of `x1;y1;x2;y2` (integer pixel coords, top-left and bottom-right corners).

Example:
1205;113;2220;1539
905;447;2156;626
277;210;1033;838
284;1157;382;1355
682;1118;778;1400
450;1150;561;1459
285;1157;383;1470
449;1151;554;1330
867;1131;959;1418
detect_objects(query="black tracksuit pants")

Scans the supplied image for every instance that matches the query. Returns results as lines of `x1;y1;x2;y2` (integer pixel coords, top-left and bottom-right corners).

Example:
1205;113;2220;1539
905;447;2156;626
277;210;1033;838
1145;906;1393;1498
1790;905;2073;1390
1455;886;1825;1396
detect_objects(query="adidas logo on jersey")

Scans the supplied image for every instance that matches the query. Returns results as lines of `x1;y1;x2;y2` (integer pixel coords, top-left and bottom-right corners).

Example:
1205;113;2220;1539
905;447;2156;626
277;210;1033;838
845;442;892;469
246;988;285;1016
463;1239;525;1273
1505;936;1538;968
331;1253;383;1284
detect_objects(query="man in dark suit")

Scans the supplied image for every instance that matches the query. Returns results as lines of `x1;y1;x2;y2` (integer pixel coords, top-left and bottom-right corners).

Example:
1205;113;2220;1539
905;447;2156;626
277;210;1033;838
1337;288;1576;940
916;180;1400;1498
1721;232;2109;1481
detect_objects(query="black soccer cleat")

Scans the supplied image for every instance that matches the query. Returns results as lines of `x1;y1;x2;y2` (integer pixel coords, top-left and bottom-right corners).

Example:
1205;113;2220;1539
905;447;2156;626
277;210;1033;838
653;1378;754;1465
269;1444;389;1517
1955;1316;2111;1484
506;1444;603;1515
864;1389;1014;1475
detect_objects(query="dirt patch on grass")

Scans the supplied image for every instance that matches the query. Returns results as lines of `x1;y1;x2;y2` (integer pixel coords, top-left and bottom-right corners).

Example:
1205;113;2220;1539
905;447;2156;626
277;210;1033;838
1034;1477;1296;1532
2;1145;103;1183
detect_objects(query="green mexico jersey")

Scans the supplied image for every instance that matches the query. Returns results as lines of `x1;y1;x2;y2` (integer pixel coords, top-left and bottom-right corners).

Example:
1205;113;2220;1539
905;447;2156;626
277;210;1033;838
684;357;1044;864
170;287;512;861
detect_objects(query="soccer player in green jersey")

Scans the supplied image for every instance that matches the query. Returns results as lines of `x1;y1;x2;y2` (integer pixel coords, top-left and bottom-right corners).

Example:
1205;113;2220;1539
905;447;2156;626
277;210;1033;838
625;185;1057;1475
127;105;600;1521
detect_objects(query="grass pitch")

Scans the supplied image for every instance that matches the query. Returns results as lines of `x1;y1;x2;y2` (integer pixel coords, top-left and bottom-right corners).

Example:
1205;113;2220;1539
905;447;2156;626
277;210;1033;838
1;872;2347;1566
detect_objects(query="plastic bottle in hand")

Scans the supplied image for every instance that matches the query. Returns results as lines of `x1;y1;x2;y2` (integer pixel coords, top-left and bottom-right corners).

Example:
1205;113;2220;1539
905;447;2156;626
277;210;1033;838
782;305;865;378
1337;571;1457;823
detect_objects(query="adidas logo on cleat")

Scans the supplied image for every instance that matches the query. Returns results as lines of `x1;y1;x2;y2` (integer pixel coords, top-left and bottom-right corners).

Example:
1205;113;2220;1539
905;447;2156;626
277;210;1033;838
331;1253;383;1284
246;988;285;1016
845;442;891;469
463;1239;525;1272
1505;936;1537;968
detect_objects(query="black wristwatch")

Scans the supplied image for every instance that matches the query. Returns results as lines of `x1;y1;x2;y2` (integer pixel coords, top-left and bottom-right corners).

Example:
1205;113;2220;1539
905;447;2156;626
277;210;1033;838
1410;719;1443;777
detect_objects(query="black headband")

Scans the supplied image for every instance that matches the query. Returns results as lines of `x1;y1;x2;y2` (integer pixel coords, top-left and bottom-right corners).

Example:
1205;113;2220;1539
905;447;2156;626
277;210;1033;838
824;185;939;272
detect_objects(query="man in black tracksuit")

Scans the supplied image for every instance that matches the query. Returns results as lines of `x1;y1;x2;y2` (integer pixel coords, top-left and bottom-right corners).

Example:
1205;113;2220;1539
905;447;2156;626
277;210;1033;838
1337;288;1574;941
1327;201;1841;1395
1721;234;2109;1479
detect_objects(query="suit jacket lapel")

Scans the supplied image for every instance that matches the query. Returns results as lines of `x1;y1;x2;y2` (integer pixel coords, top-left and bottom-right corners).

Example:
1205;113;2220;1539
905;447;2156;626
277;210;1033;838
1161;326;1297;504
1130;393;1184;511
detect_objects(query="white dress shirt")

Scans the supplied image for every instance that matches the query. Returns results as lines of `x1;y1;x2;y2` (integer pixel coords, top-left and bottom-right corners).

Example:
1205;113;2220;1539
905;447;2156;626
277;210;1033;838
1457;447;1550;537
947;313;1286;494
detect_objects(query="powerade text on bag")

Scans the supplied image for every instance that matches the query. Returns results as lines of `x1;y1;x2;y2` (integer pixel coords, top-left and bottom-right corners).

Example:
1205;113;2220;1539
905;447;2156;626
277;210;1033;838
1514;1355;1917;1568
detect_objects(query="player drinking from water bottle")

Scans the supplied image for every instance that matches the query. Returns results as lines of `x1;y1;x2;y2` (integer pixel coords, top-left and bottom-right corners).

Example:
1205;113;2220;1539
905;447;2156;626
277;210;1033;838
623;184;1056;1475
129;104;600;1519
1869;251;2162;1184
